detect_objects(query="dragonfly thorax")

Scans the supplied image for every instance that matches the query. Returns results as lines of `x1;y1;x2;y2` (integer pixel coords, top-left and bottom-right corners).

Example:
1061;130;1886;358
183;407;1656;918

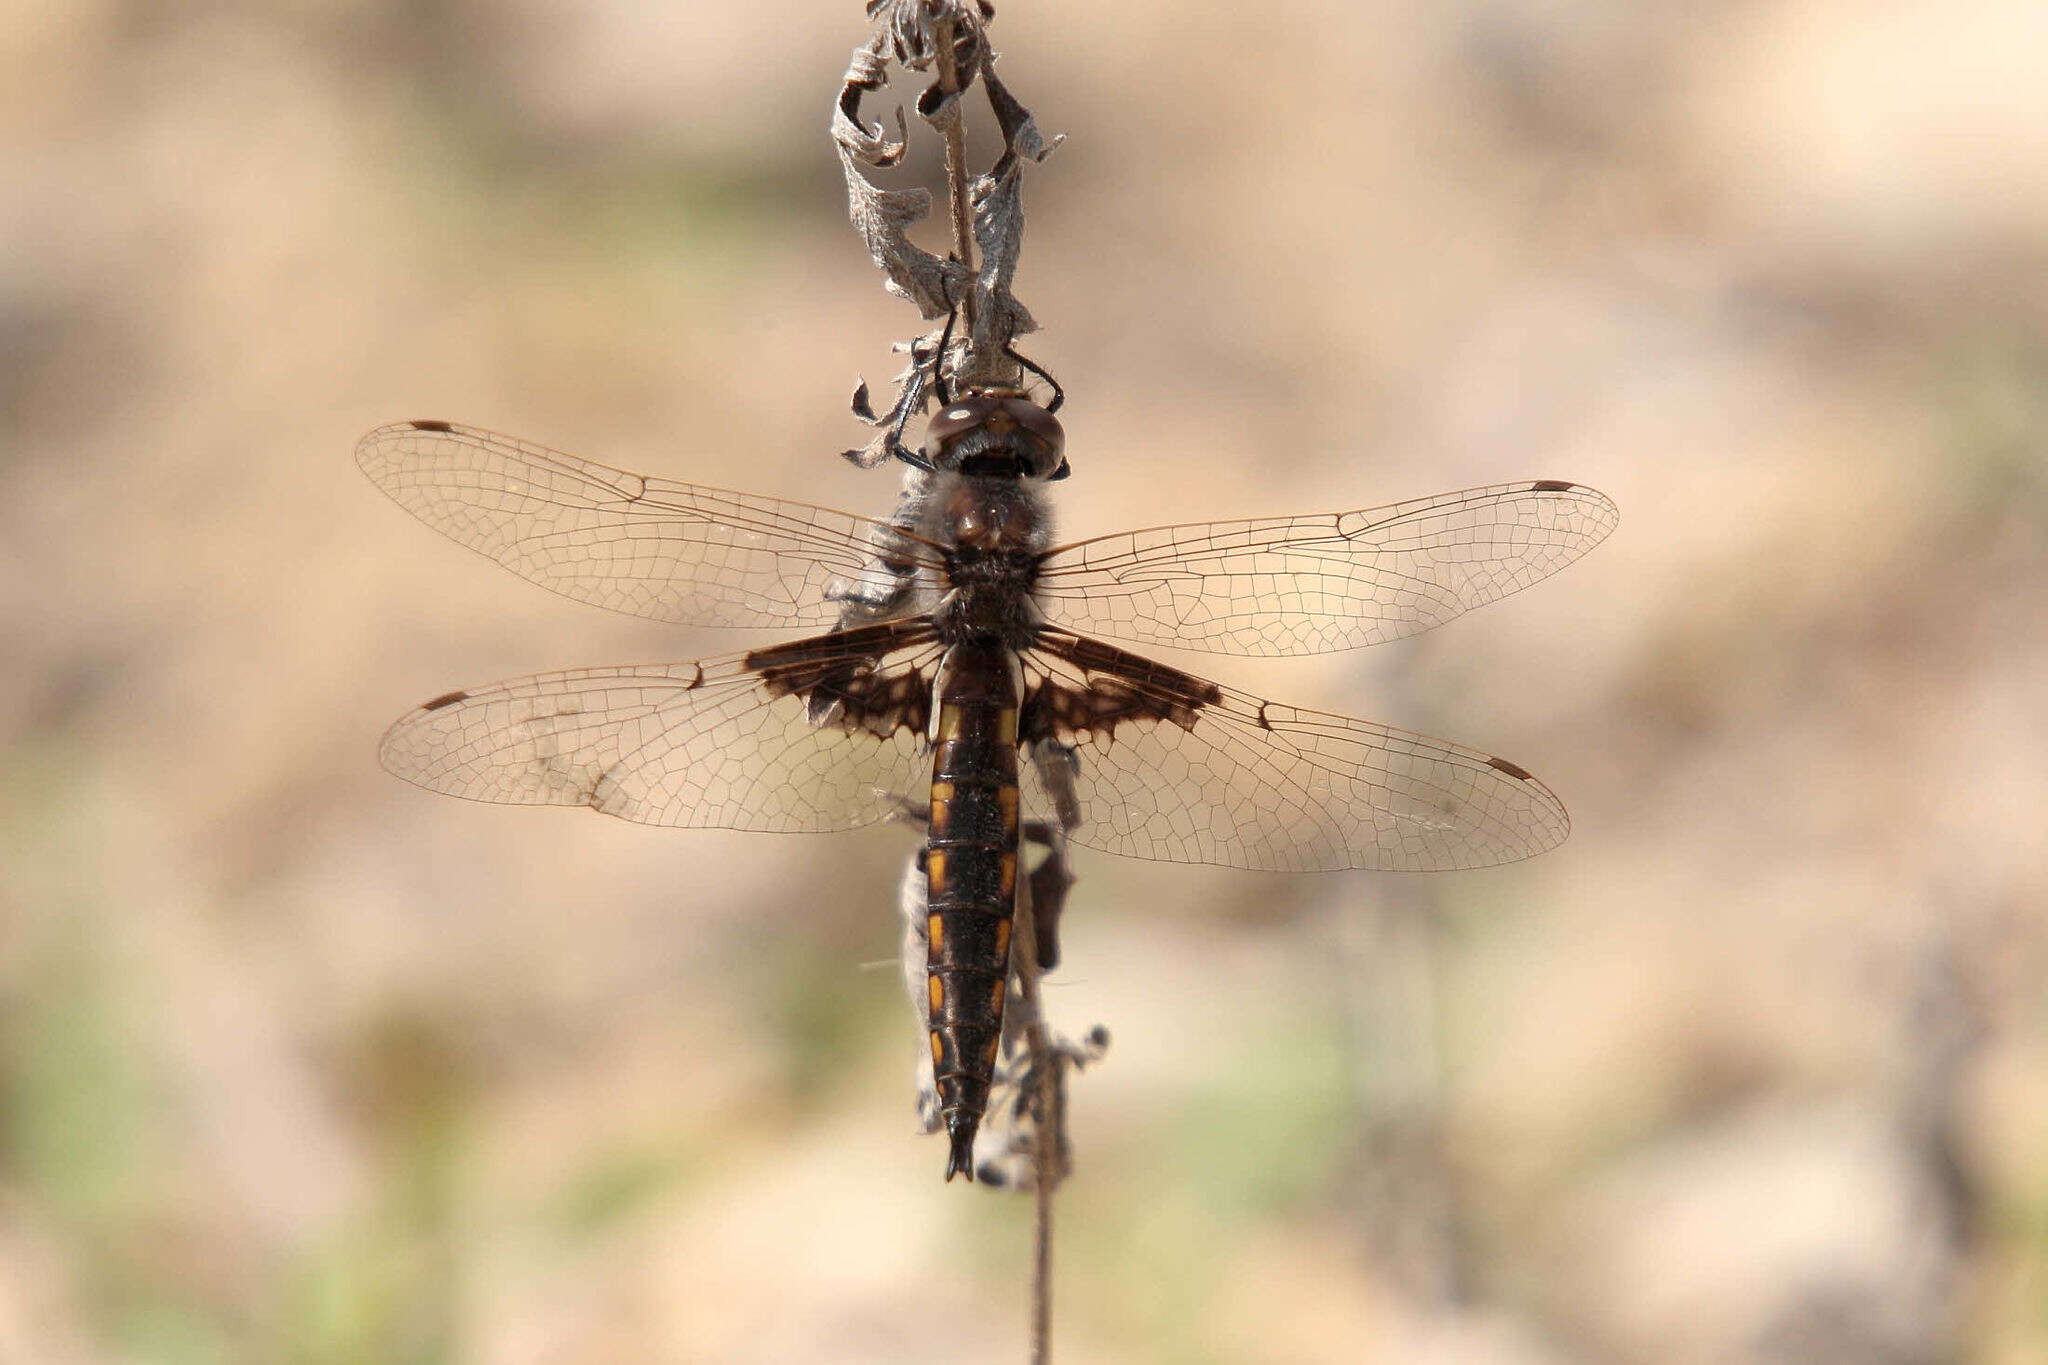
927;474;1048;648
934;578;1039;648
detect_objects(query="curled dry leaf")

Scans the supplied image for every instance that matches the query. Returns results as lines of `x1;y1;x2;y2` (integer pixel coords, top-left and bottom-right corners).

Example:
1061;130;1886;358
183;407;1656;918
835;0;1063;463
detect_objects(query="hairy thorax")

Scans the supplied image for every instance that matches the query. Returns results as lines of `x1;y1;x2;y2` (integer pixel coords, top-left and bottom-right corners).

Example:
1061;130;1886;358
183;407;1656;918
922;473;1050;650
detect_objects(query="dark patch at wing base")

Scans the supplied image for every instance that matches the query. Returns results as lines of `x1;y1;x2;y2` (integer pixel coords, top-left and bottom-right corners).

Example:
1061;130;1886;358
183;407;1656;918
745;618;938;740
1020;630;1221;744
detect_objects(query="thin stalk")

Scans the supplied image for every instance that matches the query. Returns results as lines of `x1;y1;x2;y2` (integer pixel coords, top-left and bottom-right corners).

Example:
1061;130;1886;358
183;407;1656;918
940;8;1056;1343
931;10;979;339
1014;880;1057;1363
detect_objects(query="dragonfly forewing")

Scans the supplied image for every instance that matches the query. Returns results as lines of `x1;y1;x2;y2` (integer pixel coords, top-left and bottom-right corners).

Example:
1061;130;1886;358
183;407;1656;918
356;420;943;631
1033;479;1617;656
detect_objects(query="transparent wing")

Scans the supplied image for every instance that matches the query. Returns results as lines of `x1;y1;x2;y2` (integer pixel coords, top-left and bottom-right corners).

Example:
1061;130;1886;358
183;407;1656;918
378;621;941;832
1034;480;1617;655
1018;630;1567;871
356;420;942;629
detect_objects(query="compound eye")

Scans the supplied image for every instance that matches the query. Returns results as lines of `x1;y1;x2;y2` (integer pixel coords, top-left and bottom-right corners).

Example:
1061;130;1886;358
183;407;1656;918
1002;398;1066;476
924;398;994;456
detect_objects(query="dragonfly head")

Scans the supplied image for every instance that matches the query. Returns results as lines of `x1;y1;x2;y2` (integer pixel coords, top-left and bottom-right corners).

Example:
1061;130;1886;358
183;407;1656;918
922;391;1069;482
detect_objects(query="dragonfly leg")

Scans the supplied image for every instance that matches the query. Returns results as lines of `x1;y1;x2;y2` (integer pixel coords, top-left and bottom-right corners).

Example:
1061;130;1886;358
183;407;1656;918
1020;819;1073;973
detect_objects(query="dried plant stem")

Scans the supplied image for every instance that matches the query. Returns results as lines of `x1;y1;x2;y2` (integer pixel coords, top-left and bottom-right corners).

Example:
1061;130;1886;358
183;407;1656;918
932;18;1058;1346
931;11;979;335
836;7;1082;1357
1014;888;1057;1362
1031;1067;1054;1365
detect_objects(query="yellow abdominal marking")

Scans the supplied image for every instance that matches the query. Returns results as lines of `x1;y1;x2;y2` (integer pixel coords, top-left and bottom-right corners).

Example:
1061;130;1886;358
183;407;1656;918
936;706;962;742
926;851;947;891
930;1031;944;1069
928;913;945;952
997;709;1018;745
988;977;1005;1014
983;1035;1002;1070
994;918;1011;961
928;974;945;1014
998;786;1018;828
998;852;1017;899
928;781;954;834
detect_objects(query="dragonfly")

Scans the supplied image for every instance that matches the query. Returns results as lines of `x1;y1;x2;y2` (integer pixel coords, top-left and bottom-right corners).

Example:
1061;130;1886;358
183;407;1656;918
357;401;1616;1179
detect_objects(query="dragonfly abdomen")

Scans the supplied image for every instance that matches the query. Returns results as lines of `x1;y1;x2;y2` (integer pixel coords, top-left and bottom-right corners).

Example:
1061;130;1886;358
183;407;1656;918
924;641;1022;1181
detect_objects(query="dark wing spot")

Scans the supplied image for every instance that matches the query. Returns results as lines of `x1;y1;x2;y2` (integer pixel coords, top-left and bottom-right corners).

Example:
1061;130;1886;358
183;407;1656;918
1530;479;1577;493
409;419;455;433
746;620;937;739
1487;755;1534;781
421;689;468;712
744;618;933;676
1021;632;1223;744
1255;701;1273;730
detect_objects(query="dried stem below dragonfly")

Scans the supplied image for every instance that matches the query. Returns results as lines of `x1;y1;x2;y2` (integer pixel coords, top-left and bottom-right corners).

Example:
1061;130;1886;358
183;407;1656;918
1011;870;1057;1363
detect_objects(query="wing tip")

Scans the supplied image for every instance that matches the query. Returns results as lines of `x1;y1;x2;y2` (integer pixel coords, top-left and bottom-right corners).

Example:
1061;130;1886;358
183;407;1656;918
1412;750;1573;872
354;418;465;466
1530;477;1621;536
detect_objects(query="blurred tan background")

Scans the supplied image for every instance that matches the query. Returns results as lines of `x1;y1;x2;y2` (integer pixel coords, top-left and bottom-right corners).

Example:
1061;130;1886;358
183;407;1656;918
5;1;2047;1361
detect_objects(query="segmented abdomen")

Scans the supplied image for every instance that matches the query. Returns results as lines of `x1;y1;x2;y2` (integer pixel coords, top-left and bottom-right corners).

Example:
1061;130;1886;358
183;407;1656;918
924;640;1021;1181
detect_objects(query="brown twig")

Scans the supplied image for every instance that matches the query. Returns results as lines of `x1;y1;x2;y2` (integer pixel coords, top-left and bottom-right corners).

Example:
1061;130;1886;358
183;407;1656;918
932;18;1051;1341
1011;888;1057;1362
931;9;979;344
834;5;1088;1357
